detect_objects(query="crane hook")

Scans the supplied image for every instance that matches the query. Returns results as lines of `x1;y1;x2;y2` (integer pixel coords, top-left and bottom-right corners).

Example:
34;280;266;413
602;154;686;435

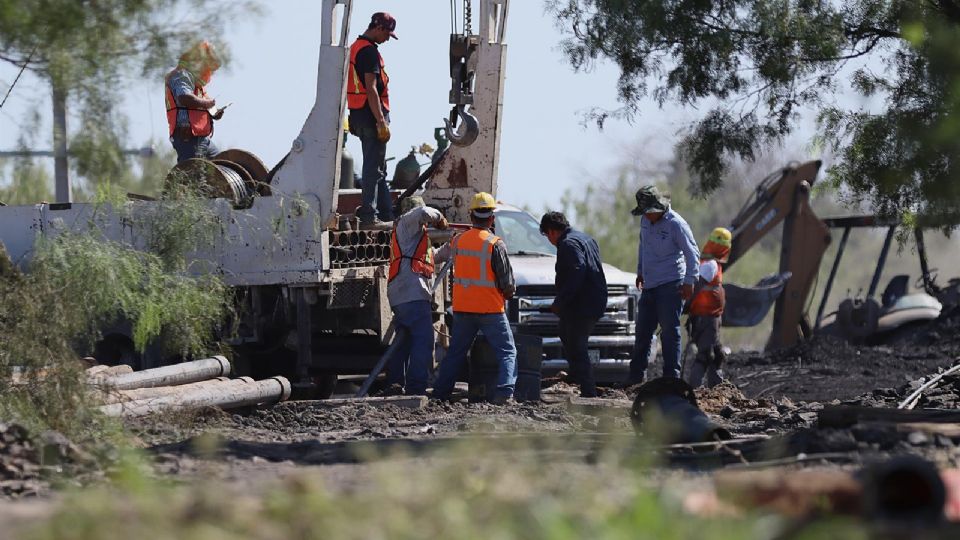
444;105;480;147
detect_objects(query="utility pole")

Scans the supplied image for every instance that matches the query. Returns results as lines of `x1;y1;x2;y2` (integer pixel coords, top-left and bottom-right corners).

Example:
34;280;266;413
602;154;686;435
52;82;70;202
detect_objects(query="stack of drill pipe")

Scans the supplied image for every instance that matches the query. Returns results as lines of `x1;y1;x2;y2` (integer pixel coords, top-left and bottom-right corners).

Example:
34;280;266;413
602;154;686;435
100;376;291;418
93;356;232;391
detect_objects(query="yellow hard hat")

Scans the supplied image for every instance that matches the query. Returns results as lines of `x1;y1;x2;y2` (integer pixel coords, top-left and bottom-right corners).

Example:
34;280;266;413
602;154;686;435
468;192;497;217
706;227;732;248
702;227;732;263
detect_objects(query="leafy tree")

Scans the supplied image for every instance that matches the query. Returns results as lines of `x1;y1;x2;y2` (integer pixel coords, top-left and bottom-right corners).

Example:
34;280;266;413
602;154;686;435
0;0;259;190
549;0;960;225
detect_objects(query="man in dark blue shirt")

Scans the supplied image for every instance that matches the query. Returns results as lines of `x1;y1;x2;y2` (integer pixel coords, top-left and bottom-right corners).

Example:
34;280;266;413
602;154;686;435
540;211;608;397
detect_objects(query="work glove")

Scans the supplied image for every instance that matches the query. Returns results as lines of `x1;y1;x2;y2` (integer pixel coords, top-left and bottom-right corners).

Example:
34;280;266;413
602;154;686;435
377;122;391;143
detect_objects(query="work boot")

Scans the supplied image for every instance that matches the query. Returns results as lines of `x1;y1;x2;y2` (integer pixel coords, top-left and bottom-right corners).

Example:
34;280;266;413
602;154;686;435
490;393;515;406
359;219;393;231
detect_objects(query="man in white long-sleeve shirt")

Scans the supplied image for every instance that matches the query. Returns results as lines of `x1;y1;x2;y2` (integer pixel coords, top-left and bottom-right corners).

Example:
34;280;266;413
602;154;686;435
383;196;448;395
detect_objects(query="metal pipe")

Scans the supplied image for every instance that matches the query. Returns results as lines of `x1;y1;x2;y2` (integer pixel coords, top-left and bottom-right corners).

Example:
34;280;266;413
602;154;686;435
100;376;291;418
868;226;896;298
898;363;960;410
100;376;234;404
815;226;851;330
862;456;946;523
97;356;231;391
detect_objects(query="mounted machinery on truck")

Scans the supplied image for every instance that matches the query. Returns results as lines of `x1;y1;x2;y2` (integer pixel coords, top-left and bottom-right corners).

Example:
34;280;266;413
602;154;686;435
0;0;511;396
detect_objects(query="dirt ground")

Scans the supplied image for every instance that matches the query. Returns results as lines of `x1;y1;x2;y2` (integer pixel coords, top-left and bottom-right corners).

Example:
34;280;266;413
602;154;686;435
3;324;960;534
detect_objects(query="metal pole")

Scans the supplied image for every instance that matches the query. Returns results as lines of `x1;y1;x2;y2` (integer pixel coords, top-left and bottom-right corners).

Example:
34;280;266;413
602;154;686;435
868;226;896;298
914;228;937;296
52;82;70;202
296;288;313;385
815;226;851;330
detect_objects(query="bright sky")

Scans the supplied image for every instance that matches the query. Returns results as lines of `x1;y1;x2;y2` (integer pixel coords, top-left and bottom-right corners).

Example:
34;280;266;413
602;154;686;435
0;0;694;211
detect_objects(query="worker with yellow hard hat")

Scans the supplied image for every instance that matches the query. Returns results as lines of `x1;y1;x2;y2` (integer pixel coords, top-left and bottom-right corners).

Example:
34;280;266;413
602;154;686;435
431;192;518;403
687;227;732;388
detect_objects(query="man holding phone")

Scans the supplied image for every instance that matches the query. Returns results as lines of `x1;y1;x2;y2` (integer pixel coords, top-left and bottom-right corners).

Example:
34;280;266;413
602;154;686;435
164;41;227;163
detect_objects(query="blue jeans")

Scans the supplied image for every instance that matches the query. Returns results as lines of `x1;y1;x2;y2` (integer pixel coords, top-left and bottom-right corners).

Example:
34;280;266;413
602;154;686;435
171;135;219;163
558;316;598;397
384;300;434;395
355;125;392;222
432;312;517;400
630;280;684;382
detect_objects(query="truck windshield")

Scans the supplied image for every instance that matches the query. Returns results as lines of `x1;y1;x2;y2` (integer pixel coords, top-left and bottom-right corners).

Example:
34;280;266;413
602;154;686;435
494;210;557;256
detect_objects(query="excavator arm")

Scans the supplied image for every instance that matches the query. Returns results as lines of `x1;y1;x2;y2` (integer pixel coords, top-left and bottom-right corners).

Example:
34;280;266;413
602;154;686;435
725;161;831;350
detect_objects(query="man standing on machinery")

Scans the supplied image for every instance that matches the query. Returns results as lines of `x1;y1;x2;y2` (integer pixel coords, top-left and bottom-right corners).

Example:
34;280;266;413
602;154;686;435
164;41;226;163
348;12;398;229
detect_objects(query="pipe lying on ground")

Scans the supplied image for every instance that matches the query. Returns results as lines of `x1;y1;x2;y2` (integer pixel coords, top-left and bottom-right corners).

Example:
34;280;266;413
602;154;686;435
98;376;238;404
100;376;291;418
861;455;947;523
631;377;732;444
95;356;231;391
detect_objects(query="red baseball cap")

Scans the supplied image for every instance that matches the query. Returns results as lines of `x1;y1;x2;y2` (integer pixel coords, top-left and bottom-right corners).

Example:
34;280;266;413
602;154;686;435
371;12;398;39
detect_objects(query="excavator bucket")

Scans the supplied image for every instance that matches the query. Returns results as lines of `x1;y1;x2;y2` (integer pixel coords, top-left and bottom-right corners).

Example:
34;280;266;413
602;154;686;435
722;272;792;327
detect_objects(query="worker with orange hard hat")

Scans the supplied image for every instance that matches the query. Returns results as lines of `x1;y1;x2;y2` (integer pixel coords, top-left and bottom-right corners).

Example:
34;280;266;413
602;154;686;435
431;192;518;403
165;41;225;163
687;227;732;388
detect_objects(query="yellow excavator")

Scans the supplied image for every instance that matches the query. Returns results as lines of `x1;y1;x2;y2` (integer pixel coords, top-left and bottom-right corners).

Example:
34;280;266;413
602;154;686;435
721;161;956;350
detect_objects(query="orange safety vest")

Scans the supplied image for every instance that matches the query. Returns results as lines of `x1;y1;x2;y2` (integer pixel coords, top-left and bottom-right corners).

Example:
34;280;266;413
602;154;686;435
689;259;725;317
451;229;506;314
347;38;390;112
164;69;213;137
388;225;435;283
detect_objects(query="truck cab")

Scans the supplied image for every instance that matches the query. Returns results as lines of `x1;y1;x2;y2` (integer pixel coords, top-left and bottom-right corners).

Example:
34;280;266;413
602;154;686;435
493;204;639;382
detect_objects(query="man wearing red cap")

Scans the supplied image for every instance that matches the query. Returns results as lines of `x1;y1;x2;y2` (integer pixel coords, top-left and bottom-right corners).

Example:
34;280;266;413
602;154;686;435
348;12;398;229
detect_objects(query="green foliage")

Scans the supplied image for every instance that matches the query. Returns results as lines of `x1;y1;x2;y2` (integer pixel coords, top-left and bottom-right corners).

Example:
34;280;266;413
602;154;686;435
0;184;231;437
0;0;260;192
20;440;869;539
549;0;960;225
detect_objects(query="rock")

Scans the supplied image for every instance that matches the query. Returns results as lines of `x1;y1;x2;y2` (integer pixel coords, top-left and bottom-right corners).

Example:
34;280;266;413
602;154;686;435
719;405;739;419
907;431;930;446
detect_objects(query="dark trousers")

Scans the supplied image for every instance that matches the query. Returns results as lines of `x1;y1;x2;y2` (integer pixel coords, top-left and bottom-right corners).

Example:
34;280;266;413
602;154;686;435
687;315;724;388
355;125;392;222
171;135;218;164
558;316;598;397
630;280;683;382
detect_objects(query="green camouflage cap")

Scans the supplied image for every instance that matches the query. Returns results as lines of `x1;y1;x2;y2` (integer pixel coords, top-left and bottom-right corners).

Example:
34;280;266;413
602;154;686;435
399;196;425;215
631;185;669;216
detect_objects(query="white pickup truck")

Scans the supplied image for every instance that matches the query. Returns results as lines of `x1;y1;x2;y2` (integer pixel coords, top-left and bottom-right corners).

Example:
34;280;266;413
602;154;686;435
492;204;640;382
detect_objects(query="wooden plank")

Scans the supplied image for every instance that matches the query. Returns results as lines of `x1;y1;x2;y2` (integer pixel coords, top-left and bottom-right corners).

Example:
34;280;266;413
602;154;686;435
818;405;960;429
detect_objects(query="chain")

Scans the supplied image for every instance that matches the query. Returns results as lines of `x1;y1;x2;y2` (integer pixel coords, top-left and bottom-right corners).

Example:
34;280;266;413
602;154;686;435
464;0;472;35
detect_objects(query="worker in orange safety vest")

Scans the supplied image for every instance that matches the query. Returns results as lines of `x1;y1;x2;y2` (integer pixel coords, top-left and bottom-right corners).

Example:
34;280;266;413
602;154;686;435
347;12;396;228
165;41;225;163
431;192;518;404
687;227;732;388
383;196;448;396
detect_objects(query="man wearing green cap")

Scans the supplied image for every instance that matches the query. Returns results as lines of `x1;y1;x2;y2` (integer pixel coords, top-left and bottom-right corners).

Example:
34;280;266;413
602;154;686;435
628;185;700;385
383;196;448;395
